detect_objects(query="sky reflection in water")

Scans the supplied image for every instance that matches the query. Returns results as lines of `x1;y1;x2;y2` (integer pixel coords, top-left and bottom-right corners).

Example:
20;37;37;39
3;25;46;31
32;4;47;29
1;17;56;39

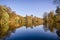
1;25;58;40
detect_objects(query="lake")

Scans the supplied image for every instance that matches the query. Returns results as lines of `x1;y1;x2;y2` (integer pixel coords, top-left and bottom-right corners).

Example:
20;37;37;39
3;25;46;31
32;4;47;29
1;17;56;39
0;25;59;40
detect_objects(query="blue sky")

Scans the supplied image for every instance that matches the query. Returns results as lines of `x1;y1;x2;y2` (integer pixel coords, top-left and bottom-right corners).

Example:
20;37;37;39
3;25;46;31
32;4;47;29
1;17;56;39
0;0;56;18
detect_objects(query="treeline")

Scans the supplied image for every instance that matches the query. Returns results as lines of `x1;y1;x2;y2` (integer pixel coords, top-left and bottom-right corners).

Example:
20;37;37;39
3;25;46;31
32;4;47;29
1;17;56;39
43;6;60;32
0;5;43;38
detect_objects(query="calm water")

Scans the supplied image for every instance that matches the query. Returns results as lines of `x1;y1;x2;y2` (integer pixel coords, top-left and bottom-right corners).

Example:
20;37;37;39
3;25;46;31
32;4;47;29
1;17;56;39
0;25;59;40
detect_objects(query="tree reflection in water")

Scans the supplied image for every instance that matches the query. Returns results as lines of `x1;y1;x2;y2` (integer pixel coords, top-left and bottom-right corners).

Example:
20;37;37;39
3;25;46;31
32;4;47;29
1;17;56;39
43;6;60;39
0;5;60;40
0;5;43;40
0;21;43;40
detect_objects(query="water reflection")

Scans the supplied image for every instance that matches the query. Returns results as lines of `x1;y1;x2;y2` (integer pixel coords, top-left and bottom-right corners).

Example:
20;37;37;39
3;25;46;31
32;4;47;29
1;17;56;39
0;5;60;40
43;6;60;40
0;23;43;40
0;22;60;40
0;5;43;40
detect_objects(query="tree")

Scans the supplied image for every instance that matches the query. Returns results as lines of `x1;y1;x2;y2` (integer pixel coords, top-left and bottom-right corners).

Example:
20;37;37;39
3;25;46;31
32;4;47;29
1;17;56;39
56;6;60;14
43;12;48;24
